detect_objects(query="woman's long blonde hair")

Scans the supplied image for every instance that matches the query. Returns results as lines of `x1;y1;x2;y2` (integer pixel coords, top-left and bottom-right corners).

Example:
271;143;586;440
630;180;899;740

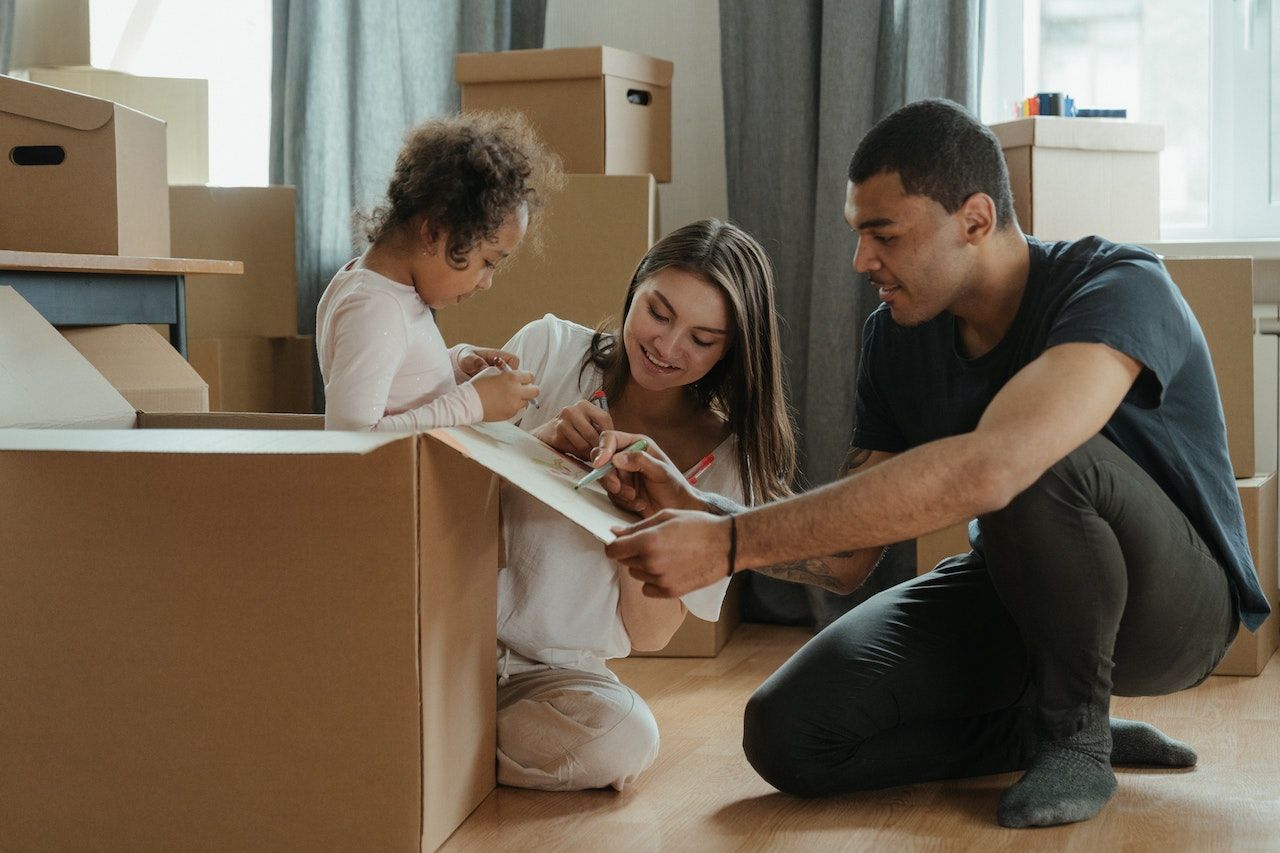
583;219;797;504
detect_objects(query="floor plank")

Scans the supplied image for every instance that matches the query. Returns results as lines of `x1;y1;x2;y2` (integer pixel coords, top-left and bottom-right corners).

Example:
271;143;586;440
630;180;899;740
443;624;1280;851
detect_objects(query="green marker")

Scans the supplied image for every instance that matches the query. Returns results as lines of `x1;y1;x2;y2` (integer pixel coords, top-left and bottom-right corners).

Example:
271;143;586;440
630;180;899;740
573;439;647;490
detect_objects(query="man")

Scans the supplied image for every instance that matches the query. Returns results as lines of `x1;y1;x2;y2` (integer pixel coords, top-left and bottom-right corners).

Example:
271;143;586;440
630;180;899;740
599;98;1269;828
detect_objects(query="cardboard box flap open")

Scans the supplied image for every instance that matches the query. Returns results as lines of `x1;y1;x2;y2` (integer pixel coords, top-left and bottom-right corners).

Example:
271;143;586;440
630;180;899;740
990;117;1164;152
0;287;136;429
0;73;118;131
455;45;673;87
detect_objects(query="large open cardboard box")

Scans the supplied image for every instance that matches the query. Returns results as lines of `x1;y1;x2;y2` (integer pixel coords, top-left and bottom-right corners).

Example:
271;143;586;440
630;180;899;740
0;287;633;851
0;74;169;257
457;46;673;182
990;117;1163;243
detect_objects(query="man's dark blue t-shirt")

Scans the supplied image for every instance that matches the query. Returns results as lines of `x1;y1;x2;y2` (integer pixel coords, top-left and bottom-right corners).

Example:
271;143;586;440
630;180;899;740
851;234;1269;631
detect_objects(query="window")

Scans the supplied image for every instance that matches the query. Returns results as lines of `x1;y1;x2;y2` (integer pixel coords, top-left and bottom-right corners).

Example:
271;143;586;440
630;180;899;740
982;0;1278;239
89;0;272;187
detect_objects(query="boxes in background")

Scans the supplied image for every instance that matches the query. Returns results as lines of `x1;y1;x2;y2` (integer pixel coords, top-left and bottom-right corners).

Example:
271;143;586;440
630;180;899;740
990;117;1163;243
1165;257;1275;477
457;46;673;182
60;324;208;413
10;0;90;69
437;174;656;349
169;186;298;339
24;67;209;185
631;576;742;658
188;336;314;414
1214;472;1278;676
0;74;168;257
916;522;972;575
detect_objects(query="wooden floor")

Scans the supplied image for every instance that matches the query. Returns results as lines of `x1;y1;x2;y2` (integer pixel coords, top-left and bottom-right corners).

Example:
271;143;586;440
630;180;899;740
443;624;1280;851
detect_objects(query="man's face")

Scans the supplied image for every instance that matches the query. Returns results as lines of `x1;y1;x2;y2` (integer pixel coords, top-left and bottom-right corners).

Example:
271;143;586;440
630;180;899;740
843;172;971;327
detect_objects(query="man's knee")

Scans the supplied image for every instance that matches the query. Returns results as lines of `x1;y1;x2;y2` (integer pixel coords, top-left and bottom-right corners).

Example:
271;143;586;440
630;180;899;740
743;682;835;798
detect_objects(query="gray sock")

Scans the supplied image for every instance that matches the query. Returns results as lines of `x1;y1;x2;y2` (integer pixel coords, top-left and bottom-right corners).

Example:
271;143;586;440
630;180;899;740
998;717;1117;828
1109;718;1197;767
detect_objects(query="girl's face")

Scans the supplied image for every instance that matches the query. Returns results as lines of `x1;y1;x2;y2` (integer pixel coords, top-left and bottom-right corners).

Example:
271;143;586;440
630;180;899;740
622;267;733;393
412;205;528;309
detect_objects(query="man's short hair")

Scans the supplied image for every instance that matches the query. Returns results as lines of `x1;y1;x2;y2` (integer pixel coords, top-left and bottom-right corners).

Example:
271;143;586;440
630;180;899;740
848;99;1016;229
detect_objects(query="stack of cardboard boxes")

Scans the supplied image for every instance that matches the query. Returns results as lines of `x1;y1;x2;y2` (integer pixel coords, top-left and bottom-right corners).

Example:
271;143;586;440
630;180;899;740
915;121;1279;677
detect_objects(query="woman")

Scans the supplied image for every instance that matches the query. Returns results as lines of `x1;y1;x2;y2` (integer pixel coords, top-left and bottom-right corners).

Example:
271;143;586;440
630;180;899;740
491;218;796;791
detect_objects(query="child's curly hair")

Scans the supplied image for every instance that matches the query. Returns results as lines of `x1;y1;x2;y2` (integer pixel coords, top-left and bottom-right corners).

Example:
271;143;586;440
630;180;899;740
364;111;563;267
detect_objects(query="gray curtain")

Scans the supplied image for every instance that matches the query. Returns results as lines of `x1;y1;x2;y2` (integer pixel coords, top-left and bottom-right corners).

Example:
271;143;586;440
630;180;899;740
720;0;984;628
0;0;15;74
270;0;546;412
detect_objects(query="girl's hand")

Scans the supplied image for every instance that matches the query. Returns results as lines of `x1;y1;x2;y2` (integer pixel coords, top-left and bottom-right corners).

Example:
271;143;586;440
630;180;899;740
459;347;520;377
470;366;539;421
531;400;613;461
595;430;706;517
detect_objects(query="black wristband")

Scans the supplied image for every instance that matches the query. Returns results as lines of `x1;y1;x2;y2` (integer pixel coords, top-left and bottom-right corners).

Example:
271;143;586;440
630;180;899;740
727;514;737;577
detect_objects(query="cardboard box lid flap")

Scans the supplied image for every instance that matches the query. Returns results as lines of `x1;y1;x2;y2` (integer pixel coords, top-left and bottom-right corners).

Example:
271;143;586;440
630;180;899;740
455;45;673;87
0;73;116;131
990;117;1164;152
60;325;207;396
0;287;136;429
0;427;407;455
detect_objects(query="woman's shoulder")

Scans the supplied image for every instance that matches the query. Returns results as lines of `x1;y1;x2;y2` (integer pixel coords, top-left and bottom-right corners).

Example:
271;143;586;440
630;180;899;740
507;313;602;363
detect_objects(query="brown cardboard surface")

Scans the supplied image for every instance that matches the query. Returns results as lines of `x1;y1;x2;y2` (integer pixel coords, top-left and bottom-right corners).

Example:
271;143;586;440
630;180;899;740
26;67;209;184
437;174;656;349
990;117;1162;242
1165;257;1265;477
457;46;673;181
169;186;299;338
0;287;136;428
1214;473;1279;677
187;335;314;414
916;522;972;575
60;324;209;413
0;74;169;256
631;576;742;658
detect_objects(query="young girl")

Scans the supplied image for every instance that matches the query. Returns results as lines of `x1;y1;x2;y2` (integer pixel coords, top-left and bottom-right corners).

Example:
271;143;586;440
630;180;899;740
494;219;797;791
317;112;561;430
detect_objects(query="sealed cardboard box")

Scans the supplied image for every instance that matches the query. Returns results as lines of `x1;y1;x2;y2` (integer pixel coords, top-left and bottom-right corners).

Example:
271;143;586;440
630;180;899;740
60;324;209;413
457;46;673;182
187;335;314;413
1213;472;1279;677
437;174;656;349
25;67;209;184
169;186;299;338
632;577;741;658
990;117;1163;242
1165;257;1275;477
0;74;169;256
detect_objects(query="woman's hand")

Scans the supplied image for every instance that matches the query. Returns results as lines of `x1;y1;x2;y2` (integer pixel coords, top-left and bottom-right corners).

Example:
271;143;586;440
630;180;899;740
530;400;613;460
458;347;519;377
595;429;706;517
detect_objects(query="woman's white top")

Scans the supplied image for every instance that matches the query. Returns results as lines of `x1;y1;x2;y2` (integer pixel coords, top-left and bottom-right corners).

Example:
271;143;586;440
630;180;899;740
497;314;743;672
316;262;482;431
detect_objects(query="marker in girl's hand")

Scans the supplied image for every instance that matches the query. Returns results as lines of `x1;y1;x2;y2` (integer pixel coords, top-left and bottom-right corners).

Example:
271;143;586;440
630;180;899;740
574;438;647;490
496;357;539;408
685;452;714;485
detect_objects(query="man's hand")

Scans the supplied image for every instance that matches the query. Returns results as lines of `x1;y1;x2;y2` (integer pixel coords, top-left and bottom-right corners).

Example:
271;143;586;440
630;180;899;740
458;347;519;377
595;429;706;517
605;509;732;598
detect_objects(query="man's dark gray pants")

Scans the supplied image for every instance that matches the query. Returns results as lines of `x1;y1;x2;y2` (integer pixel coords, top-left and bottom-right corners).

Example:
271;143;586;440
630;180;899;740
743;434;1238;796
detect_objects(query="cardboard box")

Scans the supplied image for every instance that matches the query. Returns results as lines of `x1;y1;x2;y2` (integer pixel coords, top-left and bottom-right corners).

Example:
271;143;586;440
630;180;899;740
1165;257;1275;477
188;336;314;414
457;46;673;182
436;174;656;349
60;324;209;413
990;117;1164;242
0;74;169;257
1213;472;1279;677
169;186;299;338
631;576;742;658
916;522;972;575
0;289;640;851
10;0;90;69
25;67;209;184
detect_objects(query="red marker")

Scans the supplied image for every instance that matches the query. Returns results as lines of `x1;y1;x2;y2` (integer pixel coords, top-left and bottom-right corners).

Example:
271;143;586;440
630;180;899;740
589;389;609;412
685;452;714;485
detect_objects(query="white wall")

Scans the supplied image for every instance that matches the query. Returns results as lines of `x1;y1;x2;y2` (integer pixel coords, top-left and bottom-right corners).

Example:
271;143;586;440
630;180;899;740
543;0;728;236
